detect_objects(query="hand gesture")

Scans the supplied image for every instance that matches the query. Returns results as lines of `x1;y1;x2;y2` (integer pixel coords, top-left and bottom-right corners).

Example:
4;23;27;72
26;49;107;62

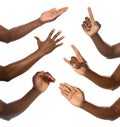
59;82;85;107
40;7;68;23
34;29;64;55
82;7;101;36
64;45;89;76
33;71;55;93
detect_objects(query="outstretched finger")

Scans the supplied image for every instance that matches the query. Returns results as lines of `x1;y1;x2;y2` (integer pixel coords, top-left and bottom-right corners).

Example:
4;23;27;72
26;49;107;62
34;36;42;47
52;30;62;40
57;7;68;16
71;45;86;62
64;57;71;66
48;29;55;38
71;45;81;57
55;36;64;43
88;7;95;22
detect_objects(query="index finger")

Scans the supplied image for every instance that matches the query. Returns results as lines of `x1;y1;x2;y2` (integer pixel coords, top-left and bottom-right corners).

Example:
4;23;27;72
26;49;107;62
71;45;81;57
71;45;86;62
88;7;95;22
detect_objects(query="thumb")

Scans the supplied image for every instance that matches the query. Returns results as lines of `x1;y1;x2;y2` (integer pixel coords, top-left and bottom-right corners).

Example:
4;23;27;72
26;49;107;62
34;36;42;47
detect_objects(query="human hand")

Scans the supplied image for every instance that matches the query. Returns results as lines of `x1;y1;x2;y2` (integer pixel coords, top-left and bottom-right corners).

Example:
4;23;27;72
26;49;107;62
59;82;85;107
39;7;68;23
33;71;56;93
82;7;101;36
64;45;90;76
34;29;64;55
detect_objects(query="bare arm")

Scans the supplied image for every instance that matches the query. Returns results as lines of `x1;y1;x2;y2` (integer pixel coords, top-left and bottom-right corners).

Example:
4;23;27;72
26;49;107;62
91;33;120;58
64;45;120;90
84;64;120;90
81;98;120;121
59;83;120;120
0;7;68;43
0;88;40;121
82;7;120;58
0;71;55;121
0;29;64;81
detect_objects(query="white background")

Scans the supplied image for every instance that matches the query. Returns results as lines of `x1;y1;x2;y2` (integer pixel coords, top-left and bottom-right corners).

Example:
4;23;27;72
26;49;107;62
0;0;120;127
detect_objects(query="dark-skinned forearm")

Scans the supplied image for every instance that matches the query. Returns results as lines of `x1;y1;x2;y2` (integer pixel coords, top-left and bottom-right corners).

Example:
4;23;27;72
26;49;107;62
1;88;40;121
80;101;118;120
84;69;119;90
91;33;115;58
1;50;45;81
3;19;43;43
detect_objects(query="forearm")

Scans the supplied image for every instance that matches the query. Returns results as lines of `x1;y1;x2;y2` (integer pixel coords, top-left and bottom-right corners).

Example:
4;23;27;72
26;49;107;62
80;101;118;120
91;33;115;58
84;69;119;90
4;19;43;43
1;88;40;121
1;49;45;81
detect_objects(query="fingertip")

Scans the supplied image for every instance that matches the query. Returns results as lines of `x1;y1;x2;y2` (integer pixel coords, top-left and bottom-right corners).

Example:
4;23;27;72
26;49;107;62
63;57;67;61
71;44;75;49
64;7;69;11
34;36;37;39
51;28;55;32
88;6;91;10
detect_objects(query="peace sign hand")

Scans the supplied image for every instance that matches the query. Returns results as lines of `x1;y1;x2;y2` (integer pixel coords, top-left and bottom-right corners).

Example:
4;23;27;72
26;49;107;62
82;7;101;37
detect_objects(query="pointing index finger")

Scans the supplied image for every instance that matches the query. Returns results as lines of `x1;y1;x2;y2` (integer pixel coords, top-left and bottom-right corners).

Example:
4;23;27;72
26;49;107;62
88;7;95;22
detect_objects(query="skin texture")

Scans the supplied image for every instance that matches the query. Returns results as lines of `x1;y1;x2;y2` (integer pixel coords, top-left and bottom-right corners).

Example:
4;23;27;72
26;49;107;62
59;83;120;121
0;71;55;121
60;44;120;120
0;29;64;81
82;7;120;58
0;7;68;120
0;7;68;43
64;45;120;90
0;7;68;82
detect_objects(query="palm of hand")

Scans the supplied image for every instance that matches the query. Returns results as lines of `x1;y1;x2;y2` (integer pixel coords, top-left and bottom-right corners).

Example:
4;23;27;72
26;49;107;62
69;90;84;107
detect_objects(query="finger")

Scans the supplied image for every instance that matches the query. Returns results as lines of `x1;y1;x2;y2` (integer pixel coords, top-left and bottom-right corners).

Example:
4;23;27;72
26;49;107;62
52;30;62;40
71;45;81;57
34;36;42;47
55;36;64;43
63;82;74;91
34;36;40;41
47;8;56;12
48;29;55;38
70;56;79;65
82;23;90;31
88;7;95;22
85;17;91;27
71;45;86;62
43;73;56;82
60;90;68;99
56;43;63;48
35;71;44;77
64;57;71;66
56;7;68;16
59;84;71;97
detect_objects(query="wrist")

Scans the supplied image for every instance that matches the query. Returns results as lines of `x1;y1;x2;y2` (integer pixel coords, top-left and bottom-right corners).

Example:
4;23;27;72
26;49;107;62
83;68;92;77
80;100;87;109
90;32;99;38
32;87;41;95
37;18;45;25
